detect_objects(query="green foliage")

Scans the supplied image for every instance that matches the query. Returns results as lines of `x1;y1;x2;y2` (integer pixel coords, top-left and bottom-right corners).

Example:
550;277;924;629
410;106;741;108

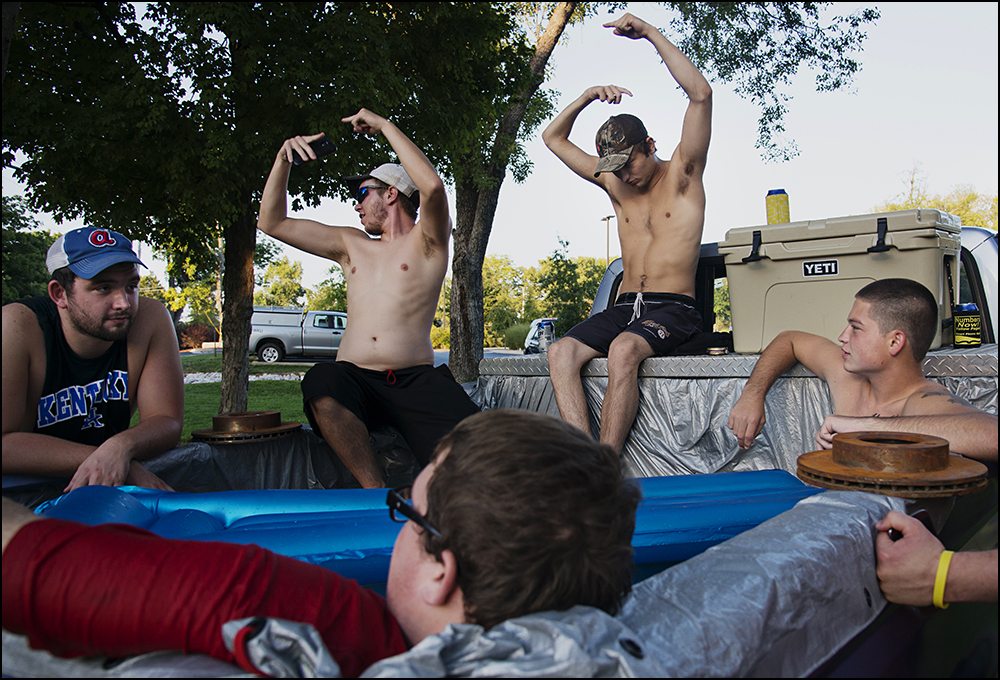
138;274;169;306
872;167;998;231
503;322;532;350
2;195;56;305
479;249;607;344
483;255;526;346
519;264;546;323
430;325;450;349
253;256;306;307
305;267;348;312
538;239;592;336
662;2;880;161
573;255;605;311
254;236;285;282
4;3;529;245
435;276;452;328
164;273;220;335
713;279;732;332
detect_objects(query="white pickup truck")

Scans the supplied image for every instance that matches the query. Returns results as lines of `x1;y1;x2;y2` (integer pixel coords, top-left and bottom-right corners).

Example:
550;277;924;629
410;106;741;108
248;306;347;363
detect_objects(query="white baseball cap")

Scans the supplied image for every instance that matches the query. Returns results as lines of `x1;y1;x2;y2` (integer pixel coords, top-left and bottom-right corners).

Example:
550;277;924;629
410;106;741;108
343;163;420;207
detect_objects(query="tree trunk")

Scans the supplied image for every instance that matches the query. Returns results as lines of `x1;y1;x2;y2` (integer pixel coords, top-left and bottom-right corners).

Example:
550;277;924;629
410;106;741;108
218;24;255;414
448;1;577;383
219;194;255;413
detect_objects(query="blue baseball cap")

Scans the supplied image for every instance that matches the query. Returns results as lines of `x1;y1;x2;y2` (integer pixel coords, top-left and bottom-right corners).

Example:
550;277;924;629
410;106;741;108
46;227;146;279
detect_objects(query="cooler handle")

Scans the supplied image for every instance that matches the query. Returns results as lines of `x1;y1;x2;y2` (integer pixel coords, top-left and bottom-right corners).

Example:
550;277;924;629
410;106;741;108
742;230;763;263
867;217;891;253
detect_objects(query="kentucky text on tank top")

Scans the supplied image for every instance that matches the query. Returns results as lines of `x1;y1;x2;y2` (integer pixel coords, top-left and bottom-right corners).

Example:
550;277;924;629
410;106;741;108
19;297;131;446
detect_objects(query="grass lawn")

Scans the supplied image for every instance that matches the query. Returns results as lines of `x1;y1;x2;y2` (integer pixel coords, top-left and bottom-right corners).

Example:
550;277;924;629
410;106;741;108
178;381;309;442
181;353;311;375
131;355;312;442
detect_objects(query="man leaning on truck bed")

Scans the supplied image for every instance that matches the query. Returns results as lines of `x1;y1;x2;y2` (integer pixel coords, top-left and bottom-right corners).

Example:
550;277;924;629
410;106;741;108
728;278;997;461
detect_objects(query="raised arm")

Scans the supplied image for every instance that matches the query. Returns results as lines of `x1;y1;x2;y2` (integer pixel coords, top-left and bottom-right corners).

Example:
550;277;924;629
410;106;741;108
728;331;844;449
542;85;633;187
815;390;998;461
604;13;712;173
257;133;353;264
342;109;450;249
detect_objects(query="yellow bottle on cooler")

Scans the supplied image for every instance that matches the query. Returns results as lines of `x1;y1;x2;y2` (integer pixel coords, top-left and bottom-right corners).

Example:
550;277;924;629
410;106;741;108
766;189;790;224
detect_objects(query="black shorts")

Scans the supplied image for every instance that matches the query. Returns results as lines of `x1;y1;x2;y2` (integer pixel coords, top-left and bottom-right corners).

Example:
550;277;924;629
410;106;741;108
301;361;480;467
564;292;702;356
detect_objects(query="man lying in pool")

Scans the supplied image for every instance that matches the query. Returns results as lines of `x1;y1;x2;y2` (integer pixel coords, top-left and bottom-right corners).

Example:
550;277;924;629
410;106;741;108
2;410;641;677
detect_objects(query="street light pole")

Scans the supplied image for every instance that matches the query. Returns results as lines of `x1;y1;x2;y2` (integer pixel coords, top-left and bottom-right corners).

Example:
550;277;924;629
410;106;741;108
601;215;614;269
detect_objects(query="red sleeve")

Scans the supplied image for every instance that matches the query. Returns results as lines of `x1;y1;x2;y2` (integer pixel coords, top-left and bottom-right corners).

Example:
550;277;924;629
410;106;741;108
2;518;407;678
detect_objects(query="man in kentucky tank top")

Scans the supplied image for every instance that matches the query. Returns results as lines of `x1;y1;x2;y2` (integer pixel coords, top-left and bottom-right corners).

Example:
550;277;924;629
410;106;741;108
2;227;183;493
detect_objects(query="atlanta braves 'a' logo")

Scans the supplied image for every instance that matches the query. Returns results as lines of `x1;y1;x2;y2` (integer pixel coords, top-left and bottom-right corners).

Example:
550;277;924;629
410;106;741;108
88;229;117;248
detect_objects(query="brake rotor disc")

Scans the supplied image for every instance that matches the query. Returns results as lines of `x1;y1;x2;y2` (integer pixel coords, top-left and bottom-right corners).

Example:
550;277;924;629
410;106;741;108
796;431;989;499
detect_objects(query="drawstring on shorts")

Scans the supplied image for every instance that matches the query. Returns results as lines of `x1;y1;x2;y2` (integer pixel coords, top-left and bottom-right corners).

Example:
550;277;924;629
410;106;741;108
630;292;644;323
386;369;396;386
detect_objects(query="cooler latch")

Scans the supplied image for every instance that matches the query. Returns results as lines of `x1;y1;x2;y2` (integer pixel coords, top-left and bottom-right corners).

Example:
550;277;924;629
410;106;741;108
742;230;763;263
867;217;891;253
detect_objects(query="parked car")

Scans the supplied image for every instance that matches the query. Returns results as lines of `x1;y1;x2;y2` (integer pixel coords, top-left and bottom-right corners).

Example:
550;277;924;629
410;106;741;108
523;317;557;354
249;306;347;363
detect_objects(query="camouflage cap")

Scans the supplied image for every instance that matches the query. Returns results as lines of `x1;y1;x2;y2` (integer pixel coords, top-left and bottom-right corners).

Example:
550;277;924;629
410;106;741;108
594;114;648;178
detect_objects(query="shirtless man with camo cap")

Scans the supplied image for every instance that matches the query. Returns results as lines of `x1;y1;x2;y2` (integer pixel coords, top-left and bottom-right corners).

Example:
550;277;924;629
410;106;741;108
542;12;712;453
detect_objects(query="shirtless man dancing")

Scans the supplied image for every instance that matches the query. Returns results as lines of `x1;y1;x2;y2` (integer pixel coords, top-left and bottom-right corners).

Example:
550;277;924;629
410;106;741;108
258;109;478;488
542;13;712;453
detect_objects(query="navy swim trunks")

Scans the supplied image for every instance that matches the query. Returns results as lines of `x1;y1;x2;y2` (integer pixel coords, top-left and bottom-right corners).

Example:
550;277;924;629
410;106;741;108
564;292;702;356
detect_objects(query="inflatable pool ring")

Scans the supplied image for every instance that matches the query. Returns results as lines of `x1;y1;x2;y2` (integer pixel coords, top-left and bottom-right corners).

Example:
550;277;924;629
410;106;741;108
38;470;822;587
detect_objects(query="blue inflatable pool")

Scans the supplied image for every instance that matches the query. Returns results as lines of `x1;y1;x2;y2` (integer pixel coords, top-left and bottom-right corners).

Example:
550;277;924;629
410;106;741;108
37;470;822;587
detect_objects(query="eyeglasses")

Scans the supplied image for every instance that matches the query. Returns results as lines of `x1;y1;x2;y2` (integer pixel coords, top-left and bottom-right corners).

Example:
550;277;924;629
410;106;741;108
356;185;387;204
386;486;442;538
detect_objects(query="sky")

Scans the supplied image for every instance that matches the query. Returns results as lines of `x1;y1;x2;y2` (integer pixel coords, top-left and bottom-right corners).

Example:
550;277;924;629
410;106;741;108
4;2;998;290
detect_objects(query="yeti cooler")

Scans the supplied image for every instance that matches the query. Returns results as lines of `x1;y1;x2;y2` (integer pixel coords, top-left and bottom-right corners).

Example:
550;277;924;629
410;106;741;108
719;209;961;354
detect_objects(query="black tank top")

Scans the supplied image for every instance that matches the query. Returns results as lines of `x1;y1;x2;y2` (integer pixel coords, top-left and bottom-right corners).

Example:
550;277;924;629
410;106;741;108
20;296;132;446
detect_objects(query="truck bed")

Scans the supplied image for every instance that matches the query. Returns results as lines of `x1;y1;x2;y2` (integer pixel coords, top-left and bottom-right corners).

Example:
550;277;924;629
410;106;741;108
476;344;998;478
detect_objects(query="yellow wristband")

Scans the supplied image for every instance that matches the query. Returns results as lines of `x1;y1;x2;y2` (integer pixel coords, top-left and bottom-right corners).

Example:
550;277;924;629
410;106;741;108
933;550;954;609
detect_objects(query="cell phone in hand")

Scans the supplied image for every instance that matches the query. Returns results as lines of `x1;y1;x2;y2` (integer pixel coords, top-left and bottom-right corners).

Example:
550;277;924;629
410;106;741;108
291;137;337;166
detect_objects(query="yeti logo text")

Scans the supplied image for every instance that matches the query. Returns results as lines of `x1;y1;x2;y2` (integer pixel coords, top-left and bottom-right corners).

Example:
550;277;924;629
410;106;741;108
803;260;839;277
88;229;117;248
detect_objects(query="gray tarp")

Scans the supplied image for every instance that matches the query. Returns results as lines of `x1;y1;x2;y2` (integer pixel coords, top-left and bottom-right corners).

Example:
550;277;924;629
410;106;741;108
2;426;419;509
3;345;995;677
2;490;919;678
